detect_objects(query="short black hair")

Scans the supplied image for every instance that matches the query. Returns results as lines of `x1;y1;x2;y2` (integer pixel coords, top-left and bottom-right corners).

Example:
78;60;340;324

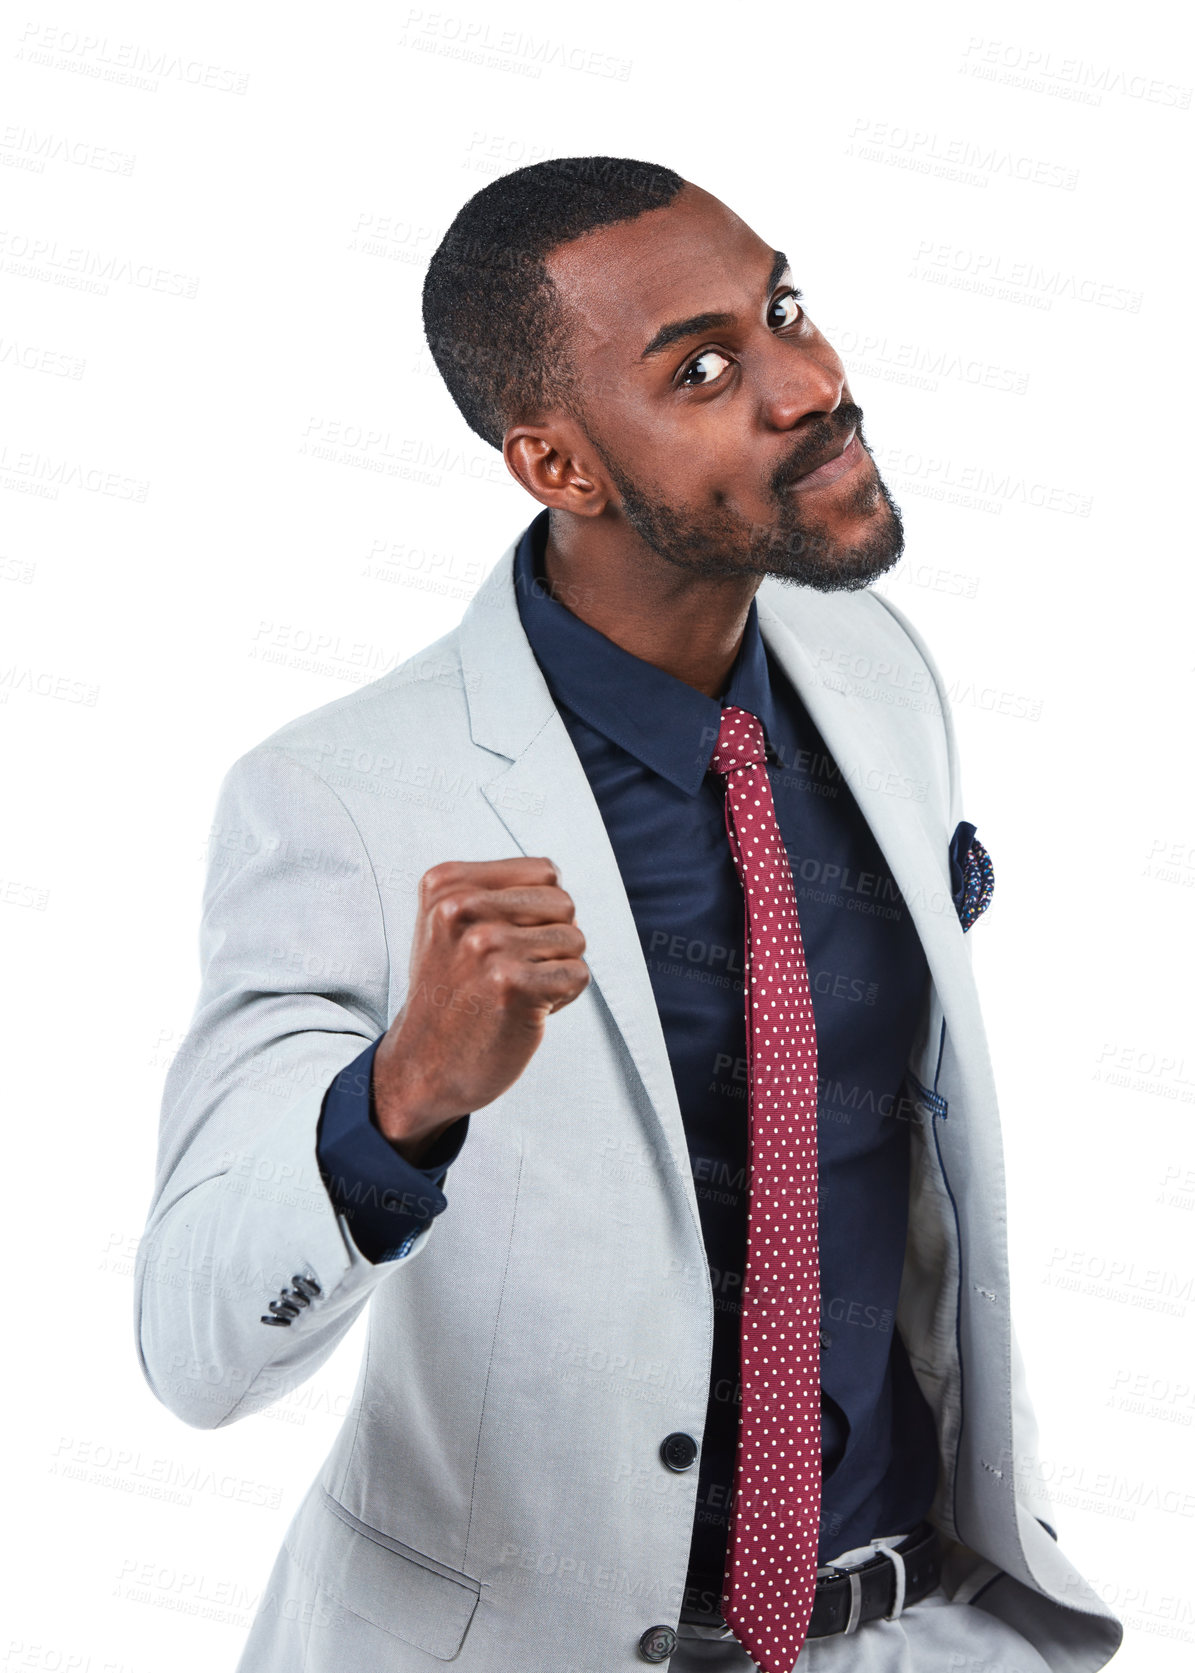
422;155;686;451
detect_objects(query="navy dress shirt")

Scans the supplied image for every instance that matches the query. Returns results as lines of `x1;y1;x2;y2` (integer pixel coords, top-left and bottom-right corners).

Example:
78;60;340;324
316;509;940;1614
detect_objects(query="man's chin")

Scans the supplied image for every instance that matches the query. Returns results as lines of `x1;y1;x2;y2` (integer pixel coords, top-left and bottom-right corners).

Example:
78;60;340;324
750;508;905;592
759;463;905;591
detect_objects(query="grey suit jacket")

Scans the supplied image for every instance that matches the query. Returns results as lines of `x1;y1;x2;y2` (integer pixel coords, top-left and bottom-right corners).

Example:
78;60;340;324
135;524;1124;1671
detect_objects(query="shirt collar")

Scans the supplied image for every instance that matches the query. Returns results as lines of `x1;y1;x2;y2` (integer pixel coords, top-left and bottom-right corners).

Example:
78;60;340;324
513;508;780;796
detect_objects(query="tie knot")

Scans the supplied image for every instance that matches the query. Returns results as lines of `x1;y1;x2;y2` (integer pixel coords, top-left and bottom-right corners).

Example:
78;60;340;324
708;705;766;777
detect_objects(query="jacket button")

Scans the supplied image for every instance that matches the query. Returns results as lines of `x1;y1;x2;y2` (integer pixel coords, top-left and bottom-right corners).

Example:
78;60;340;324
638;1625;678;1662
659;1432;698;1472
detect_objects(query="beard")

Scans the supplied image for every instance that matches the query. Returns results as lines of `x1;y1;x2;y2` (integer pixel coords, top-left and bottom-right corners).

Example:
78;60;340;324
590;403;905;591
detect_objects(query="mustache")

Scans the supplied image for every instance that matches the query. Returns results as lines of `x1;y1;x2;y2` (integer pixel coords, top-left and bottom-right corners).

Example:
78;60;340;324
769;403;866;496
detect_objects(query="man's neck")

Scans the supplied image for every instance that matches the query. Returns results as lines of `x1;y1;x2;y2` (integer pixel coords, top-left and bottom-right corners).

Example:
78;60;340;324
541;516;761;701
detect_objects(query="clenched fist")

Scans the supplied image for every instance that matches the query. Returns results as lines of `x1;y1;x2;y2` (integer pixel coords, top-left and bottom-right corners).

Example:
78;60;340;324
373;857;589;1164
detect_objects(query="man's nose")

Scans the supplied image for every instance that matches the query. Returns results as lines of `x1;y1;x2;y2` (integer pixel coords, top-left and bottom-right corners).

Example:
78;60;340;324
758;337;845;431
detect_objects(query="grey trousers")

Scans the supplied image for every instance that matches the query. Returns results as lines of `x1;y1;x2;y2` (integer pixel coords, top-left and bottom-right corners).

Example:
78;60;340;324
673;1583;1053;1671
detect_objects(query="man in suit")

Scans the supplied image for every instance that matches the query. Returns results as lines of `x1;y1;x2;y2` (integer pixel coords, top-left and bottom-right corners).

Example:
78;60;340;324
135;157;1123;1670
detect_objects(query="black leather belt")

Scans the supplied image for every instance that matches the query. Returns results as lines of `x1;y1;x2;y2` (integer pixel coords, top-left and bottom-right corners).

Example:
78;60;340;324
808;1521;942;1637
679;1521;942;1639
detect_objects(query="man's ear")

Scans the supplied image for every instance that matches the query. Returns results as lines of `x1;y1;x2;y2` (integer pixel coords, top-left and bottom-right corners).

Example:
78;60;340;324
503;422;611;518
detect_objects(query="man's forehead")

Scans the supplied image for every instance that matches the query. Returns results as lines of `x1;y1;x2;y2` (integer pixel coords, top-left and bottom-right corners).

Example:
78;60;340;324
545;187;779;357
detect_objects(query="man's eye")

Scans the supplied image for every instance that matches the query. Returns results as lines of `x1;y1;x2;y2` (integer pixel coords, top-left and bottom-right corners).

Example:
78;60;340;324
768;291;803;329
680;349;732;388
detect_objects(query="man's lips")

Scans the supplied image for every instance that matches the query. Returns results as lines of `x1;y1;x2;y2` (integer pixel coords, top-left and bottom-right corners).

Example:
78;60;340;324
783;430;863;493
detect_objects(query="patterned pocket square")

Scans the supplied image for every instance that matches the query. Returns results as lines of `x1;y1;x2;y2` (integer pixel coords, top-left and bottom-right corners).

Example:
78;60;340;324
949;820;994;932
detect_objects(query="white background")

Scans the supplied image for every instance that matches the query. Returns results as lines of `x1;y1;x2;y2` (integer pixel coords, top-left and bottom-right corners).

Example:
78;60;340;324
2;0;1192;1666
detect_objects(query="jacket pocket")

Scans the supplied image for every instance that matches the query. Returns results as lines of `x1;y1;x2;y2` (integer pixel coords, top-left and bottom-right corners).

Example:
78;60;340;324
290;1489;482;1660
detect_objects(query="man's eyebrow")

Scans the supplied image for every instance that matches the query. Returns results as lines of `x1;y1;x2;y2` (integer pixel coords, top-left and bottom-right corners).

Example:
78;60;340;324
639;249;792;361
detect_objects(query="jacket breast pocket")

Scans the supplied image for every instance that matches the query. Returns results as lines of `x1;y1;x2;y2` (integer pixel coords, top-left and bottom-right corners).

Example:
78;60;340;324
291;1489;483;1662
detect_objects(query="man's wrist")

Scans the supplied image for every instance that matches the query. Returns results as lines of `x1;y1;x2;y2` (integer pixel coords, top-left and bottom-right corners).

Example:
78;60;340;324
387;1115;468;1167
371;1040;468;1162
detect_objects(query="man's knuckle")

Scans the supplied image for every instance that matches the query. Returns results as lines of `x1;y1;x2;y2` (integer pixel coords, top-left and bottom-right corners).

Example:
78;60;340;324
421;860;459;899
485;958;516;994
430;891;466;930
461;921;499;958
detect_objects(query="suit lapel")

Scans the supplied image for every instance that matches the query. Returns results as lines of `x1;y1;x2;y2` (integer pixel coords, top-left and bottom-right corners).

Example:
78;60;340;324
751;589;981;1052
458;535;695;1205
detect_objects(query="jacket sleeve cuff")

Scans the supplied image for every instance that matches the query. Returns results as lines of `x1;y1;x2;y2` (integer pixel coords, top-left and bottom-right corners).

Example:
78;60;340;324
316;1035;471;1264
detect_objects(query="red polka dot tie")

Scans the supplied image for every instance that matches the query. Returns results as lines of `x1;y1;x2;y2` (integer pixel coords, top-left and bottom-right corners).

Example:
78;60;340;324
708;705;821;1673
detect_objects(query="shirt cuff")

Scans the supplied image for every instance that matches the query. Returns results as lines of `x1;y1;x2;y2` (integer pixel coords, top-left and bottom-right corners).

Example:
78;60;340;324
316;1035;471;1264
